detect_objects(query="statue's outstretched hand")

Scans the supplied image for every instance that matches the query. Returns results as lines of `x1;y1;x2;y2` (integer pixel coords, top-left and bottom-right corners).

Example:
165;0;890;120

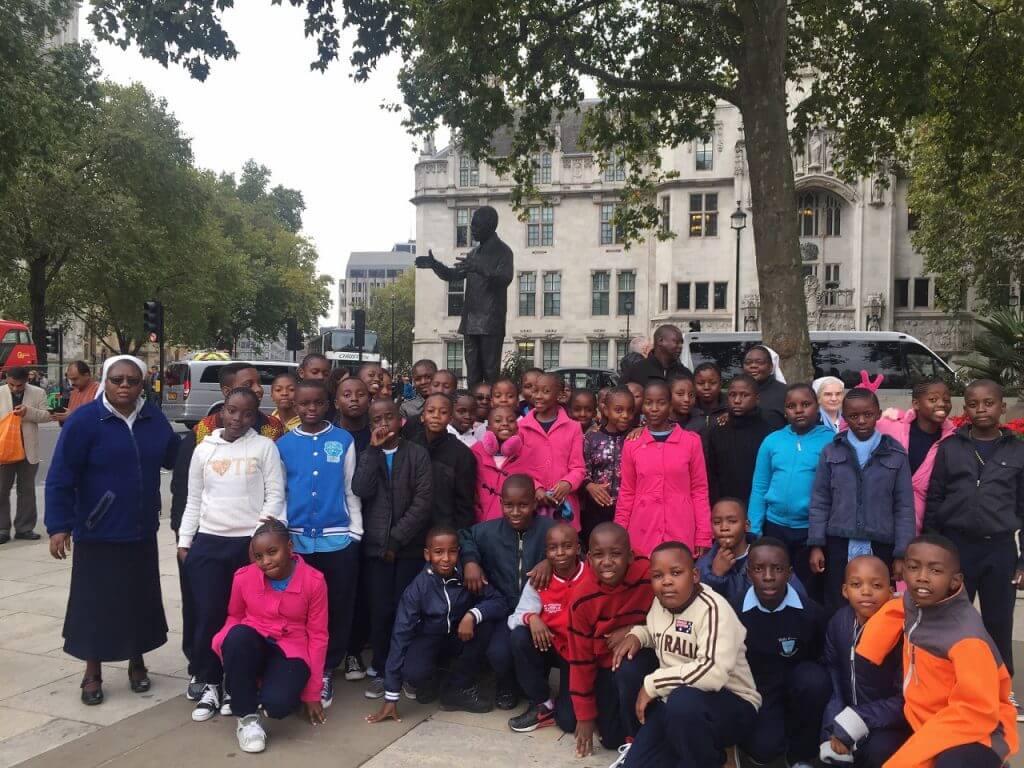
414;250;436;268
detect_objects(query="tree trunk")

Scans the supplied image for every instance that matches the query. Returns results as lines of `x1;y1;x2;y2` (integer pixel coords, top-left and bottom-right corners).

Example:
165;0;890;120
28;256;48;366
734;0;813;382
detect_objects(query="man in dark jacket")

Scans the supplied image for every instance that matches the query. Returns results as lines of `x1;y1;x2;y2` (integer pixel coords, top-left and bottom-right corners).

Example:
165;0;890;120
923;378;1024;677
352;398;433;698
413;393;477;530
623;324;691;385
743;345;788;429
459;473;555;710
416;205;513;387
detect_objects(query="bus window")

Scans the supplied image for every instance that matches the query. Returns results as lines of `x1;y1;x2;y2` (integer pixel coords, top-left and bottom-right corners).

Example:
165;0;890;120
904;343;942;384
812;341;907;389
688;341;748;379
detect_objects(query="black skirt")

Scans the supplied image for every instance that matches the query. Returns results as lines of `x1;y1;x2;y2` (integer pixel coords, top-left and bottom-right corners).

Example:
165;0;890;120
63;536;168;662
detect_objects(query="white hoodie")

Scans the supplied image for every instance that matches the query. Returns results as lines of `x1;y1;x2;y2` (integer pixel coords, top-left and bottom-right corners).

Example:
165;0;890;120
178;428;286;548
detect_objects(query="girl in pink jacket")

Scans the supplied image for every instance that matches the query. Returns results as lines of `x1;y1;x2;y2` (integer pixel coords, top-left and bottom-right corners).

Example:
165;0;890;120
875;378;956;532
212;519;329;753
615;380;712;556
516;373;586;531
472;405;527;522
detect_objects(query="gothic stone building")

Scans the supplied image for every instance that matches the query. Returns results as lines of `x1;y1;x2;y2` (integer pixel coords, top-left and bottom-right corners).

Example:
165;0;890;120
411;101;973;377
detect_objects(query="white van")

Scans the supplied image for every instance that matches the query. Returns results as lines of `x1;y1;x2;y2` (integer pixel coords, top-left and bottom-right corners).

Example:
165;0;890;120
680;331;955;393
162;360;298;427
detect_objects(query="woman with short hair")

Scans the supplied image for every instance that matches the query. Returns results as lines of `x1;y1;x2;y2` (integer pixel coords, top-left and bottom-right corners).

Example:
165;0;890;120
45;355;180;705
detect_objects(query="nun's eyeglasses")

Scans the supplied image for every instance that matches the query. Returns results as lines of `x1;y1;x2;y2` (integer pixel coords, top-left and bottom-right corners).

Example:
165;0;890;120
108;376;142;387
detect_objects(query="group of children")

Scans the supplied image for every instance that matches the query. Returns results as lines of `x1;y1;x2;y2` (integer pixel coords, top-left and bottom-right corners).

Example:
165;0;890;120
167;351;1021;767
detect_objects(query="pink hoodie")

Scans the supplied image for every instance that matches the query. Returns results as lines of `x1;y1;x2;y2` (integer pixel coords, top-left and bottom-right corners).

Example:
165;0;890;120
614;425;712;555
516;408;586;531
212;556;328;703
471;440;528;523
875;408;956;532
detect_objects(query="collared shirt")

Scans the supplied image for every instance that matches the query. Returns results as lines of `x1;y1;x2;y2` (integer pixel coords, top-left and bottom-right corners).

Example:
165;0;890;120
67;380;99;415
742;584;804;614
847;430;882;468
101;393;143;429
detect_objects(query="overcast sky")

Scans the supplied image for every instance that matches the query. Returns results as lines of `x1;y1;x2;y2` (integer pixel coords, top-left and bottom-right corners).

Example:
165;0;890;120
79;2;425;323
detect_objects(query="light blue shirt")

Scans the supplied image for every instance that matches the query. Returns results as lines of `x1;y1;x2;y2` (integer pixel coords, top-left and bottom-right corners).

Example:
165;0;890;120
384;447;397;477
269;575;292;592
742;584;804;613
847;430;882;468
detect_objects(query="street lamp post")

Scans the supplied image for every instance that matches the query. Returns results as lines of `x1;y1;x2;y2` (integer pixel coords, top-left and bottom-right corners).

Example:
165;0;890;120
390;294;396;370
730;202;747;331
623;295;634;365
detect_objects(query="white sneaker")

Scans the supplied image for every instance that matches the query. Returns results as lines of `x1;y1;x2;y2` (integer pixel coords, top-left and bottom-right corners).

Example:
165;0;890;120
402;682;417;700
366;665;379;678
236;715;266;753
608;743;631;768
220;691;233;716
1009;691;1024;722
364;677;385;699
787;763;814;768
192;685;220;722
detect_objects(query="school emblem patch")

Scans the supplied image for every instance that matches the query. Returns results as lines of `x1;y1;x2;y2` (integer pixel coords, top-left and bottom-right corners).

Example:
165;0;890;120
779;637;798;657
324;441;344;463
674;618;692;634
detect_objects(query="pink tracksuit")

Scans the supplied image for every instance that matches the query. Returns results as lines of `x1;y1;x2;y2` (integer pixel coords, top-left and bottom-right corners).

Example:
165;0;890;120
516;409;586;531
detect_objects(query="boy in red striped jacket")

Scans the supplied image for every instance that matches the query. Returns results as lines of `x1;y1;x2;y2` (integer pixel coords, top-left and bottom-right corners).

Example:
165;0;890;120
506;523;588;734
565;523;654;758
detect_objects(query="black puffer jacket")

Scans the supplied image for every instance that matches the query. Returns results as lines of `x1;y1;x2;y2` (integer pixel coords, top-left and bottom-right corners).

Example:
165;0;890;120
412;431;477;531
352;439;433;560
924;427;1024;548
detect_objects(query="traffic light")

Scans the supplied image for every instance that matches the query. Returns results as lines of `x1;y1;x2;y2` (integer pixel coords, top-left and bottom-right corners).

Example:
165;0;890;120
353;309;366;349
143;300;164;340
45;328;60;354
286;318;303;351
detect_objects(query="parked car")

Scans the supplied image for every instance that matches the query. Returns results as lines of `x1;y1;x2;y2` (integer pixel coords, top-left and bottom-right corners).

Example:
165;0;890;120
548;367;620;393
162;359;298;427
680;331;955;394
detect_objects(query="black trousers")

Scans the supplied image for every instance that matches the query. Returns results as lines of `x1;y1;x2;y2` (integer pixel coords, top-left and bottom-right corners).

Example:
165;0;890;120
176;547;196;676
822;536;894;616
403;620;496;691
364;556;423;673
221;625;310;719
485;620;515;688
740;660;831;764
510;625;573;726
347;556;372;664
764;522;822;604
945;531;1016;676
464;333;503;388
934;743;1004;768
185;533;252;684
852;725;912;768
303;543;360;673
625;686;757;768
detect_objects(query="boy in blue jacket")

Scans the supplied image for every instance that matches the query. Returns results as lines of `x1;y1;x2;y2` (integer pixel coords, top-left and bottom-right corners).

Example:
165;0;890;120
749;383;833;601
366;526;506;721
276;380;363;709
819;555;907;766
460;474;554;710
809;388;915;614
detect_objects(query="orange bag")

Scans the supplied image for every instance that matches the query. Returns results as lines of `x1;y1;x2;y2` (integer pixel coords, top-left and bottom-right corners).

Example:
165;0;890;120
0;412;25;464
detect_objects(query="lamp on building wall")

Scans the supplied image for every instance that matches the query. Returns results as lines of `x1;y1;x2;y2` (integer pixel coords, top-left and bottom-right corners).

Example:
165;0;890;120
624;296;634;342
730;202;747;332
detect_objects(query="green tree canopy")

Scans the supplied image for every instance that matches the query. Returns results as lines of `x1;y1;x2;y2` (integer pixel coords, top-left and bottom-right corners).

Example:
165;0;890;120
365;268;415;372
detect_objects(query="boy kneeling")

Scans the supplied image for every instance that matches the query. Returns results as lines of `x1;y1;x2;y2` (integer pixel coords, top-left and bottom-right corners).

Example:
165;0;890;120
857;535;1017;768
613;542;760;767
367;526;507;722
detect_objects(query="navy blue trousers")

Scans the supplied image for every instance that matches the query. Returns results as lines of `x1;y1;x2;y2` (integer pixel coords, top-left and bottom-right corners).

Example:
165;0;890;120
625;686;757;768
185;533;252;684
175;544;196;676
740;660;831;764
946;531;1016;676
850;726;912;768
302;543;360;673
221;625;310;719
402;620;496;691
486;620;516;688
935;743;1003;768
509;625;573;729
764;521;822;605
364;557;423;673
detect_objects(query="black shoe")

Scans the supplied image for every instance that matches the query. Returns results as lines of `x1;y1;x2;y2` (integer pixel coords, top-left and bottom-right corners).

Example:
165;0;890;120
494;682;518;711
440;685;493;714
508;702;555;732
186;676;204;701
81;674;103;706
128;660;151;693
0;533;9;545
14;531;41;540
416;681;439;705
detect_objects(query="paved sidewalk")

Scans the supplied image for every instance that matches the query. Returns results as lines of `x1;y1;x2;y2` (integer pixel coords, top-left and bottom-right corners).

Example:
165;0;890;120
2;481;1022;767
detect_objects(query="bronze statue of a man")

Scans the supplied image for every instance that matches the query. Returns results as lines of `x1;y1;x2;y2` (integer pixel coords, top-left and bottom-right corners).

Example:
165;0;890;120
415;205;513;387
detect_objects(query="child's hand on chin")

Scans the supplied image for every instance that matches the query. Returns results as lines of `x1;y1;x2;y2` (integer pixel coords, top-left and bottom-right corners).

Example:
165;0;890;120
366;701;401;724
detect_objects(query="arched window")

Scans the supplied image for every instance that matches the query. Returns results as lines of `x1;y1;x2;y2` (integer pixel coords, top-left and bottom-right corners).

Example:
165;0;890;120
797;191;842;237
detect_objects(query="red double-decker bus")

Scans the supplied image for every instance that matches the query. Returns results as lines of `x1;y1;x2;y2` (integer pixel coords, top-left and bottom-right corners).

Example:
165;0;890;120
0;320;38;374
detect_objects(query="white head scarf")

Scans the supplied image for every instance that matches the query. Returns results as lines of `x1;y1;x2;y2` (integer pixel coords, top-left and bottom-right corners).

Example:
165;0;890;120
94;355;148;400
812;376;845;396
749;344;787;384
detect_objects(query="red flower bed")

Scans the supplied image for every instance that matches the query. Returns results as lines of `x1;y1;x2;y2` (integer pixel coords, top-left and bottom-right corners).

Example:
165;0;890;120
950;413;1024;438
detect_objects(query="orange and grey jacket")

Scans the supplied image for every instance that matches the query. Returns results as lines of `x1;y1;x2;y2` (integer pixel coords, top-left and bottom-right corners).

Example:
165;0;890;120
857;589;1016;768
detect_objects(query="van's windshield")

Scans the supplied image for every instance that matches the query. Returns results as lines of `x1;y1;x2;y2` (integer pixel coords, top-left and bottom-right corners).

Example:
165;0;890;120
688;340;950;389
